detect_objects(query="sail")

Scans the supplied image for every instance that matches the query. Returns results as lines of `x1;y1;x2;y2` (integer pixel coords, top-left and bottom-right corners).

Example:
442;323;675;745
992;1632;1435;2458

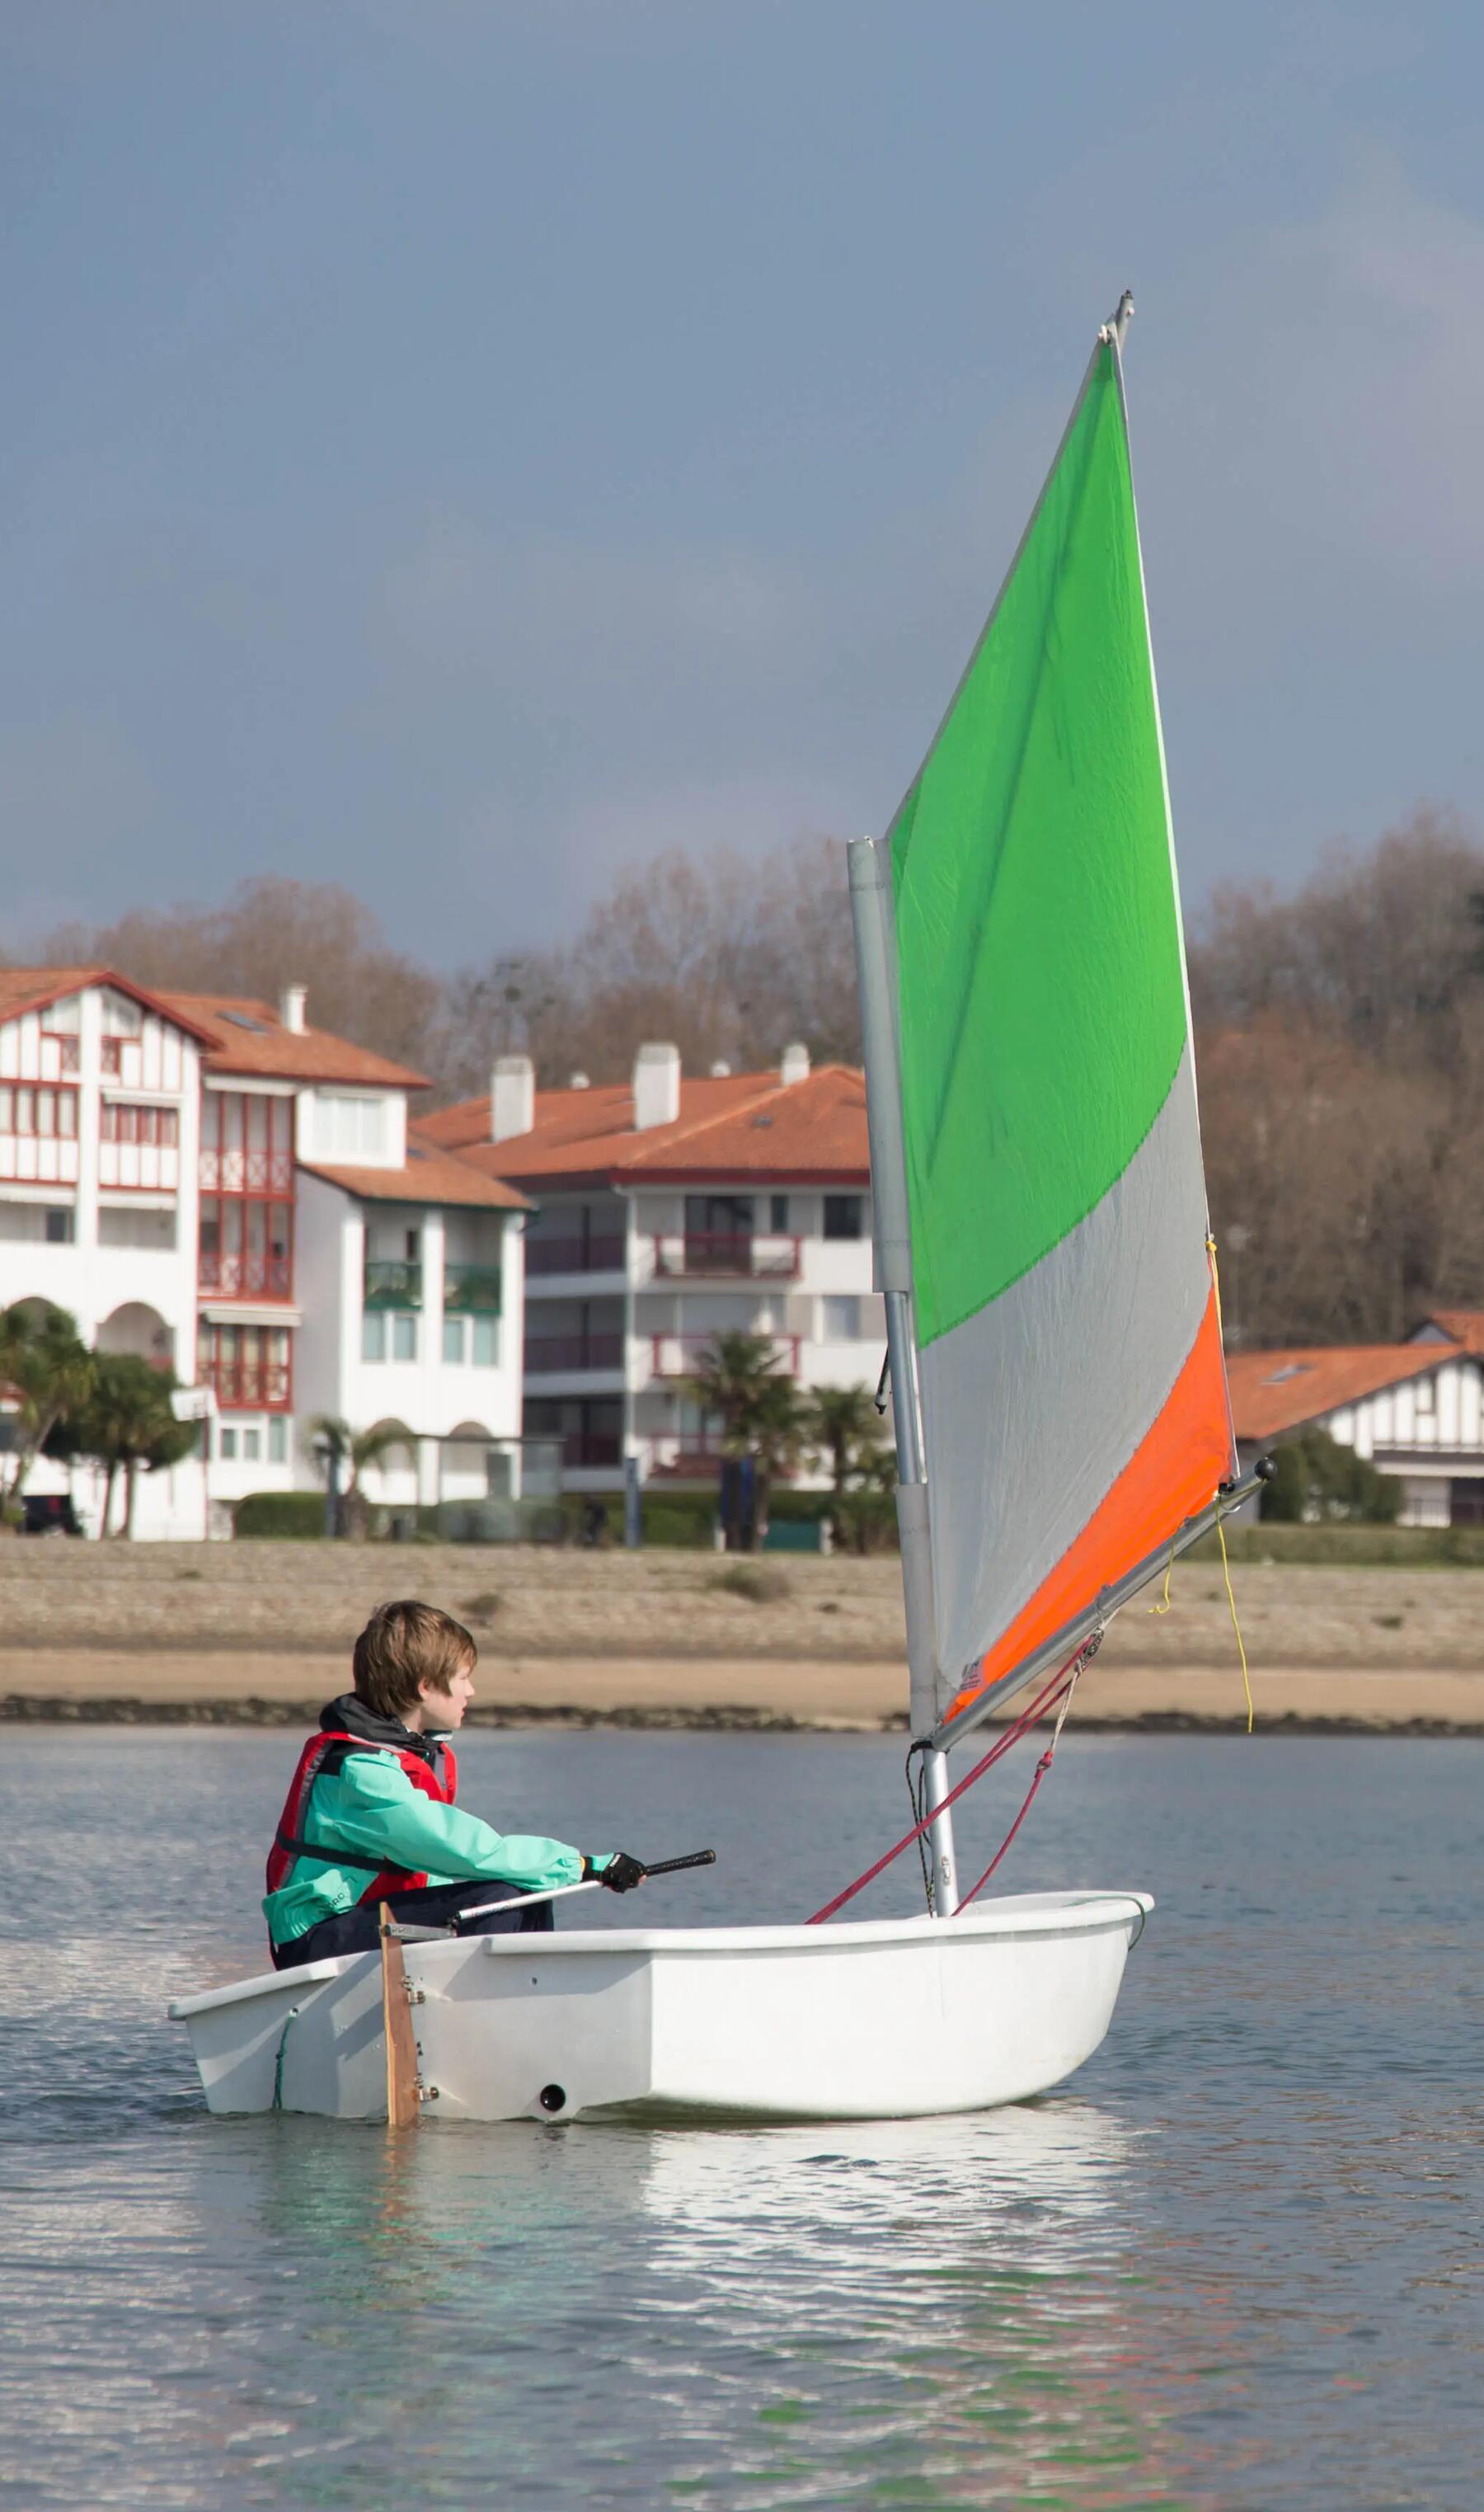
887;331;1237;1737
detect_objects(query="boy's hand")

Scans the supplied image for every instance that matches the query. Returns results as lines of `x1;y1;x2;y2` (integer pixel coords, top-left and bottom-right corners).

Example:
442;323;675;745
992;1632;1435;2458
585;1851;646;1893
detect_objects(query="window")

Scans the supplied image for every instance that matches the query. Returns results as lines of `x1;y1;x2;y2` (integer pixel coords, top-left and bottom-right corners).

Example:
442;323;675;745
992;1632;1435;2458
362;1311;386;1363
0;1084;78;1139
267;1416;288;1465
317;1094;388;1160
472;1315;499;1368
44;1208;73;1244
769;1194;790;1232
242;1427;262;1463
392;1312;417;1362
101;1103;179;1147
823;1195;863;1241
218;1427;238;1461
405;1227;420;1261
199;1324;292;1409
822;1295;862;1341
443;1315;467;1366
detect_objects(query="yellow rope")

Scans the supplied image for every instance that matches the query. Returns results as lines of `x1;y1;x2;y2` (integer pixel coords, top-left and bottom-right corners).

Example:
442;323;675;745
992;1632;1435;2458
1136;1229;1246;1728
1147;1538;1176;1614
1214;1503;1254;1734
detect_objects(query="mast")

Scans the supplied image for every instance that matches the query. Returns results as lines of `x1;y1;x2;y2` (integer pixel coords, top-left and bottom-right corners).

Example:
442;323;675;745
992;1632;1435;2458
847;836;957;1917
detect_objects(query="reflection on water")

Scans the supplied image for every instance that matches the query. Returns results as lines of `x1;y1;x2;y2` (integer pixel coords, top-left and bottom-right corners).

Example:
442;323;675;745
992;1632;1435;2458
2;1730;1482;2508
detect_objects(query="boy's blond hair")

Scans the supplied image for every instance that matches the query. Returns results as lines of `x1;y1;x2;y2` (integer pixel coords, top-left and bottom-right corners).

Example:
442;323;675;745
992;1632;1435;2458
352;1600;477;1721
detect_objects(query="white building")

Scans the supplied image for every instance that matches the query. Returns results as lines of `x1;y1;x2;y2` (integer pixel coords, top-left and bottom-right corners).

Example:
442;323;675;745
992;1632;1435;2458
0;967;527;1536
1227;1319;1484;1526
420;1042;883;1494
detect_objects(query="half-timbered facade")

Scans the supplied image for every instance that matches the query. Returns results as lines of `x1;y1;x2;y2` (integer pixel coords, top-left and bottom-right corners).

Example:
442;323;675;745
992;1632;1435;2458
0;969;527;1536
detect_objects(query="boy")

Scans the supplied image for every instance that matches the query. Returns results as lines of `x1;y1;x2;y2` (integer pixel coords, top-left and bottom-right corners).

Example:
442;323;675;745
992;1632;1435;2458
265;1598;642;1969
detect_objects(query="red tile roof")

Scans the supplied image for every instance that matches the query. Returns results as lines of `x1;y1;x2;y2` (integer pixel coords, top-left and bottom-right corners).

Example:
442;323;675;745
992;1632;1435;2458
159;992;428;1089
425;1064;870;1187
1415;1309;1484;1355
299;1141;528;1211
0;966;220;1043
1226;1344;1451;1441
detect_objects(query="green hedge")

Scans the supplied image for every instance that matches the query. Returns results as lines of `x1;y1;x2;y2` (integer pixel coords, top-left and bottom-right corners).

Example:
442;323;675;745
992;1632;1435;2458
1187;1521;1484;1568
233;1490;328;1540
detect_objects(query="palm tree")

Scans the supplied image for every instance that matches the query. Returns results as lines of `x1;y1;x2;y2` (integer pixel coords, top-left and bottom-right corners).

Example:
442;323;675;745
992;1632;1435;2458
0;1303;95;1512
683;1331;790;1459
304;1414;414;1539
804;1382;887;1496
683;1332;804;1550
748;1375;812;1545
56;1353;195;1536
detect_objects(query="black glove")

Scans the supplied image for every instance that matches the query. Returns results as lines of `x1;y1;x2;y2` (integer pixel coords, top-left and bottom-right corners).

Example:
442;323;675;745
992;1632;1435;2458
588;1851;646;1893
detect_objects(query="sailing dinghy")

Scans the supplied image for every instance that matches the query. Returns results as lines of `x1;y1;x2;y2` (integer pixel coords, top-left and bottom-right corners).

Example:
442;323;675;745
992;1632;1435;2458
171;297;1253;2123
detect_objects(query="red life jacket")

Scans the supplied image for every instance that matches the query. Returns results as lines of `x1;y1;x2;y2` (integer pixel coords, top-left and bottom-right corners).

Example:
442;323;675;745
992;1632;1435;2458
265;1731;460;1908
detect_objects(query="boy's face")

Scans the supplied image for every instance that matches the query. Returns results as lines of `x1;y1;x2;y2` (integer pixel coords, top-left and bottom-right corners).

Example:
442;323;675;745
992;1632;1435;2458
418;1654;476;1731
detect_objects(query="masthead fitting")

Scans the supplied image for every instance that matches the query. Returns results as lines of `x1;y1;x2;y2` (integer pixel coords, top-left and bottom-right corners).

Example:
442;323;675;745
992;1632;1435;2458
1098;288;1135;350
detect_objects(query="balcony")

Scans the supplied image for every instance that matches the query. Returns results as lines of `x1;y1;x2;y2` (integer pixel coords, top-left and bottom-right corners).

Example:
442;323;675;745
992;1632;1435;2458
648;1332;800;1379
562;1431;623;1469
444;1263;502;1314
650;1434;727;1479
199;1251;293;1300
204;1359;292;1411
526;1233;627;1277
524;1332;626;1377
651;1231;801;1281
364;1260;422;1310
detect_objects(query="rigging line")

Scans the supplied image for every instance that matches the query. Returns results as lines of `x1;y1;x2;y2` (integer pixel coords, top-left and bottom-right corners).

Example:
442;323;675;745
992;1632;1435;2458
1215;1500;1254;1735
1147;1535;1178;1615
1204;1225;1254;1733
805;1653;1082;1926
955;1664;1082;1913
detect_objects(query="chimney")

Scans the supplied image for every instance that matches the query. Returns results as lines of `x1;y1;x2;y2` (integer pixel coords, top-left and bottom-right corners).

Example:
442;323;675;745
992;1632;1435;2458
633;1040;681;1131
280;984;308;1034
491;1054;535;1143
780;1041;810;1086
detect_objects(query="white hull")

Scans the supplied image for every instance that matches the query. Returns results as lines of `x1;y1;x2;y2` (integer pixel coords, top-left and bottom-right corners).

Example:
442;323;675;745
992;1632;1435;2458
170;1889;1153;2124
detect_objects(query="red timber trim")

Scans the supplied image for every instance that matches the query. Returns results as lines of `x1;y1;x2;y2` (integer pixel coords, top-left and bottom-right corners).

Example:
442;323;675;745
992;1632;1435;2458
197;1322;294;1413
198;1089;295;1300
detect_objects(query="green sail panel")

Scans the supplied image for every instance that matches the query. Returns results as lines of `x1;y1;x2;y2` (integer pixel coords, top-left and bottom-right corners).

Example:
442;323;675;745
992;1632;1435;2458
890;341;1189;1350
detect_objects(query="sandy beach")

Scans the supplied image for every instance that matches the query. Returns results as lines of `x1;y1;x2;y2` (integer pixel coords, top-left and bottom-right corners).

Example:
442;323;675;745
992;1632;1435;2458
0;1540;1479;1729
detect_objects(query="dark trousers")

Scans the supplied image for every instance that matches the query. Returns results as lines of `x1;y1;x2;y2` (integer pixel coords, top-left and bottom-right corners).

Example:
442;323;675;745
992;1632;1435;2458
272;1877;555;1970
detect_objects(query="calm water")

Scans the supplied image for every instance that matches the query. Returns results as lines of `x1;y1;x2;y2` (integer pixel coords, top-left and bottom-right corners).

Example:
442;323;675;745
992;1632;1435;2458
1;1727;1480;2510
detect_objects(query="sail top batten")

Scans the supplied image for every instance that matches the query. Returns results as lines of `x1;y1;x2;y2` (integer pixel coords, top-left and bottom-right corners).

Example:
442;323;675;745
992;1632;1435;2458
874;325;1237;1741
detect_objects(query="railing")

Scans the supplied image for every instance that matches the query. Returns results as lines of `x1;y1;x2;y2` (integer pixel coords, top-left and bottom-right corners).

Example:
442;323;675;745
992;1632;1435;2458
651;1232;801;1280
524;1333;626;1376
649;1332;800;1379
650;1434;729;1478
562;1432;623;1469
444;1263;502;1314
205;1360;292;1410
199;1251;294;1299
526;1234;627;1277
364;1260;422;1310
199;1149;294;1193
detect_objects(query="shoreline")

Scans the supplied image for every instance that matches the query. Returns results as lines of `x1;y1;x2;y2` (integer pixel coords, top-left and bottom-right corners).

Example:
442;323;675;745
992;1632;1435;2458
5;1649;1484;1735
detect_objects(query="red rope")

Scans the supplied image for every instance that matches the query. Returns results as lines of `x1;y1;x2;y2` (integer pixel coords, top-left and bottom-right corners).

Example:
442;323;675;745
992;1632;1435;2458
953;1748;1055;1912
804;1653;1081;1925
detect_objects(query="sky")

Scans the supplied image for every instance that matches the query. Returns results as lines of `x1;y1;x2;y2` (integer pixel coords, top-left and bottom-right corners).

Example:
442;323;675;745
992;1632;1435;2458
3;0;1483;967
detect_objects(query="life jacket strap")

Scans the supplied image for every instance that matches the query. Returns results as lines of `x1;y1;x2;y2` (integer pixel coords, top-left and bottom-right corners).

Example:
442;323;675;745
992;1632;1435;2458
273;1826;390;1875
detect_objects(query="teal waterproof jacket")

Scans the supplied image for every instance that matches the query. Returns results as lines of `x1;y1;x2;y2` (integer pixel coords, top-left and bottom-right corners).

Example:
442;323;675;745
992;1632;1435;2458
264;1694;603;1950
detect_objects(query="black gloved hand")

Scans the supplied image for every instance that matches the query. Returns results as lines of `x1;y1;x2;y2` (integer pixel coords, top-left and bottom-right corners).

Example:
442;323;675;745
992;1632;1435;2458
594;1851;646;1893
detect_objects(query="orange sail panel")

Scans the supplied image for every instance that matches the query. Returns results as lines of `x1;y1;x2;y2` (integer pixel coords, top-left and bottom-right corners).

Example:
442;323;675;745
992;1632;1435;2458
939;1287;1232;1732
